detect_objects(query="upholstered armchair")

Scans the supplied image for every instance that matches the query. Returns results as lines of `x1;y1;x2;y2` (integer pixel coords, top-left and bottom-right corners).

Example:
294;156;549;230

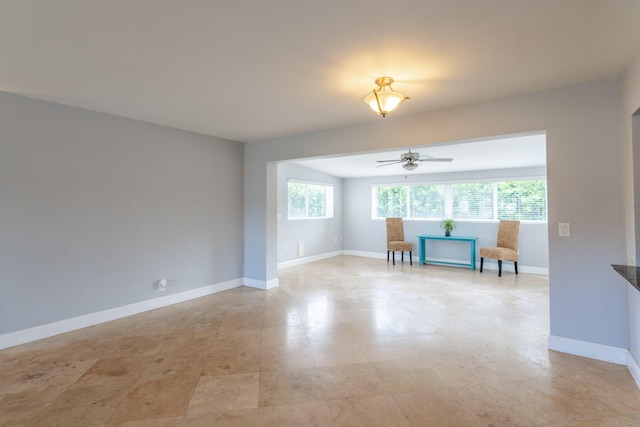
386;217;412;265
480;220;520;277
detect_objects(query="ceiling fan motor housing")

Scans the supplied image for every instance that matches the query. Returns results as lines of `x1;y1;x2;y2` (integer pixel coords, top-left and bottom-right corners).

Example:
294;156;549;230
401;152;420;161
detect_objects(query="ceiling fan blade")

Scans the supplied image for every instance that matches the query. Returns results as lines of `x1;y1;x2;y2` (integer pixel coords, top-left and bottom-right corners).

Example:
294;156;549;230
376;159;401;163
419;157;453;162
376;161;403;167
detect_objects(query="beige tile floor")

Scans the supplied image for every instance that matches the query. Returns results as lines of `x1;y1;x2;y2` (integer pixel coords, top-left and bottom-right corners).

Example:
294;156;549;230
2;255;640;426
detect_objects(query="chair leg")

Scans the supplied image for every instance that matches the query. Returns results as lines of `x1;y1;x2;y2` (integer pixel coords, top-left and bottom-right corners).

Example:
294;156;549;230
401;251;404;263
498;260;502;277
480;257;484;273
387;251;390;262
409;251;412;265
392;251;395;266
514;261;518;274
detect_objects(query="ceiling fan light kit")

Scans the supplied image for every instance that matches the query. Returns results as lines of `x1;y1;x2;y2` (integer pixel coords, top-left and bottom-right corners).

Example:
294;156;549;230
364;77;409;117
403;162;419;171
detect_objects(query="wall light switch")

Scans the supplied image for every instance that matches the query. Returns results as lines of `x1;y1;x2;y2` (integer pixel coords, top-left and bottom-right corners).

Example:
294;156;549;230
559;222;570;237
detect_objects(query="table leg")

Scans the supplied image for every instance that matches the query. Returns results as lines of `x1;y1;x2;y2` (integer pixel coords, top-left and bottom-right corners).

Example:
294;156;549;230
470;240;476;271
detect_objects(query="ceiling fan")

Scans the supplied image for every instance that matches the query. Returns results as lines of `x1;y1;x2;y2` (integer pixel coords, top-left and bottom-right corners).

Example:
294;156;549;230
376;150;453;171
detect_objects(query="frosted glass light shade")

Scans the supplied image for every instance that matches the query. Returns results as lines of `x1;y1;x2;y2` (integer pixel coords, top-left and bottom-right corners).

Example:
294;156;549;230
403;162;418;171
364;77;409;117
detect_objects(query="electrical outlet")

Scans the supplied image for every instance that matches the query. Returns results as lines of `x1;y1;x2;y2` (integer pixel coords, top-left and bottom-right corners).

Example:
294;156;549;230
559;223;570;237
158;279;167;292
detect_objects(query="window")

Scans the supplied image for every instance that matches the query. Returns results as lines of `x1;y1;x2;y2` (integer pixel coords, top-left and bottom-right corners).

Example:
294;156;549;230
452;182;494;220
410;185;446;218
288;180;334;219
372;179;546;221
374;186;407;218
497;180;547;221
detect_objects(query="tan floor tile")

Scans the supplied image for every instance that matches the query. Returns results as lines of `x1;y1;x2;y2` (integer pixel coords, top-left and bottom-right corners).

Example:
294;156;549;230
218;312;264;332
0;358;96;398
259;343;315;372
454;377;622;426
259;368;325;407
214;328;262;347
138;355;205;384
110;416;184;426
359;337;425;362
112;335;165;357
544;415;640;427
393;389;490;427
108;378;198;423
258;401;333;427
202;342;261;376
260;324;309;348
72;355;154;388
183;408;257;426
310;342;369;367
327;394;411;427
29;383;131;427
53;336;130;361
373;357;448;393
318;362;386;399
428;354;503;388
261;308;303;328
0;389;53;426
188;373;259;413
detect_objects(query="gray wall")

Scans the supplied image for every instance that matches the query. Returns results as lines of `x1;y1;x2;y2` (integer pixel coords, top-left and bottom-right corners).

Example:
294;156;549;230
343;166;548;271
623;49;640;365
0;92;244;334
245;79;627;349
277;163;343;263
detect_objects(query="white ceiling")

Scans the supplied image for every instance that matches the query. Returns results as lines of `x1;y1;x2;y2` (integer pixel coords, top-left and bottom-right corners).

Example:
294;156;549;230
1;1;640;143
292;133;546;178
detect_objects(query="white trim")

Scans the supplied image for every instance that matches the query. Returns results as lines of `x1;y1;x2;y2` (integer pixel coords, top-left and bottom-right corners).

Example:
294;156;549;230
343;250;386;259
244;277;279;290
478;260;548;275
278;251;343;269
342;250;547;274
627;351;640;389
0;278;243;350
548;335;628;365
287;178;334;187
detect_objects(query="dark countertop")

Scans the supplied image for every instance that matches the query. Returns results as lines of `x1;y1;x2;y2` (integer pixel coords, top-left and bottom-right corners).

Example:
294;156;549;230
612;264;640;292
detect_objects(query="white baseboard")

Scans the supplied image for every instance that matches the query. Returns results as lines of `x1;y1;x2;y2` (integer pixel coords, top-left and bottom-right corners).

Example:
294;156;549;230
343;250;386;259
548;335;628;365
627;351;640;389
478;260;548;275
244;277;279;290
343;250;548;274
277;250;343;270
0;278;243;350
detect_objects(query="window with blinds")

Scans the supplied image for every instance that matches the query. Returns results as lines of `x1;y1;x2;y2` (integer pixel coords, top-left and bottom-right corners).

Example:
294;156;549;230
288;181;334;219
452;182;494;220
372;179;546;221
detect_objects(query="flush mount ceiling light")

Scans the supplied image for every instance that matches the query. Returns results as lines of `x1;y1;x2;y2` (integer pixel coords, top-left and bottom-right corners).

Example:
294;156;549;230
364;77;410;117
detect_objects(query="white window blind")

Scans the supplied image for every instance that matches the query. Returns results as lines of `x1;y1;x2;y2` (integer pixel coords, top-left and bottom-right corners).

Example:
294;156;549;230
451;182;494;220
372;179;547;221
288;181;334;219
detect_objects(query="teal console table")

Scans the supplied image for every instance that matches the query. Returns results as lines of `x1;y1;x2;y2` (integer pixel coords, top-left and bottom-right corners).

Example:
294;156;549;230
417;235;478;270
